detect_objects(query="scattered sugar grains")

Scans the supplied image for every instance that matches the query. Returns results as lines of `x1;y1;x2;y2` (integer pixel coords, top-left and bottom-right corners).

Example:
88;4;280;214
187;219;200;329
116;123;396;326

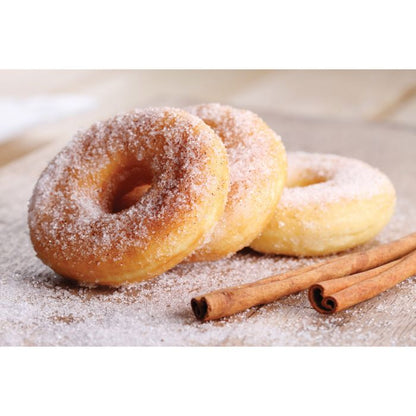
1;189;415;345
1;115;416;345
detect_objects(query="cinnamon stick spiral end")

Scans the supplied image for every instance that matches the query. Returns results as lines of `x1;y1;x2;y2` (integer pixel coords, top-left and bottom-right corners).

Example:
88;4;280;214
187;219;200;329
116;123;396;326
191;297;209;321
308;285;338;314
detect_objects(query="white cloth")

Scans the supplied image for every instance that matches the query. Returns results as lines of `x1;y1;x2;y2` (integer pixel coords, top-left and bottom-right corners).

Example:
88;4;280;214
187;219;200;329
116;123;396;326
0;95;95;143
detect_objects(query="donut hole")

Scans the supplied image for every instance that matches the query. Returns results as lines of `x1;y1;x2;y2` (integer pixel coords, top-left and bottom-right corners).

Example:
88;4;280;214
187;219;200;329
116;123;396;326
114;184;152;212
287;173;327;188
110;164;153;213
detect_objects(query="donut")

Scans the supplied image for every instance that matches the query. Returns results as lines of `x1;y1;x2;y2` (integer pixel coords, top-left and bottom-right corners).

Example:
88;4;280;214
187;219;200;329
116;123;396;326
28;108;230;285
185;103;287;262
250;152;396;256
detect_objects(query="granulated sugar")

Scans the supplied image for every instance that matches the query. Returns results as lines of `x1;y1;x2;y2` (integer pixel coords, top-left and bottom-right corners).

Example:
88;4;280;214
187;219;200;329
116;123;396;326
1;114;416;346
185;103;286;259
1;164;415;345
27;108;229;283
281;152;396;209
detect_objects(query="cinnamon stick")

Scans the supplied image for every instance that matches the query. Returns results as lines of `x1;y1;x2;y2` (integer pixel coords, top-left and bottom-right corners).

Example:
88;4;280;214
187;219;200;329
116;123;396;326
308;260;399;307
309;250;416;314
191;232;416;321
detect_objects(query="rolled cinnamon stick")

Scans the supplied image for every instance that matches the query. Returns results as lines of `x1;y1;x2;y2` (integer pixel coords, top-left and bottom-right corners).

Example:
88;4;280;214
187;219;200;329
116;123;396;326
309;250;416;314
310;259;400;300
191;232;416;321
308;260;399;313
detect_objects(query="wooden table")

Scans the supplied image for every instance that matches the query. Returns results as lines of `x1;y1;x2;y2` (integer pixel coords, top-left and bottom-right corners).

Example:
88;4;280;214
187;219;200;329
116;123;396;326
1;70;415;346
2;70;416;167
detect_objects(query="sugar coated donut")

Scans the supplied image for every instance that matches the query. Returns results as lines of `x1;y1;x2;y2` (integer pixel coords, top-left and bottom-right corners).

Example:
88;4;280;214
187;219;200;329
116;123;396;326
28;108;230;285
250;152;396;256
185;103;287;262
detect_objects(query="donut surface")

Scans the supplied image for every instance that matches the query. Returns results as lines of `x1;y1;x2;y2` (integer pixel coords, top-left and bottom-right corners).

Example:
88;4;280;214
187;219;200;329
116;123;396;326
28;108;230;285
250;152;396;256
185;103;287;262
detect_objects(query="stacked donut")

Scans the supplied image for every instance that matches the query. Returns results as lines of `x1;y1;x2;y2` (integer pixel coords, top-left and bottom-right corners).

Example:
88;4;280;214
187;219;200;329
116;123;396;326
28;104;396;285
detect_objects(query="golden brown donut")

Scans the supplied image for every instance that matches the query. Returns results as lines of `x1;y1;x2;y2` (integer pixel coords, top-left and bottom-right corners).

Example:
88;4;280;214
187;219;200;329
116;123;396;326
28;108;230;285
185;103;287;262
251;152;396;256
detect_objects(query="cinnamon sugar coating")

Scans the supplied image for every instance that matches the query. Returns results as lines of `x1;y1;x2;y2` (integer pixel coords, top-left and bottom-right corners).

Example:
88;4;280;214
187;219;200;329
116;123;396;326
186;103;287;261
28;108;230;285
251;152;396;256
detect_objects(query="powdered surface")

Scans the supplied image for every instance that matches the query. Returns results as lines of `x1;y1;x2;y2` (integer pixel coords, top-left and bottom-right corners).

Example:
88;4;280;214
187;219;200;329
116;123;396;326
27;108;227;283
1;113;415;346
185;103;285;257
282;152;395;208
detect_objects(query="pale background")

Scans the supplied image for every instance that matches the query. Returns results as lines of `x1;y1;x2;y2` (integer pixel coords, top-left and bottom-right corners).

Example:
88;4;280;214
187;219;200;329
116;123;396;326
1;70;416;166
2;0;414;409
0;70;415;348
